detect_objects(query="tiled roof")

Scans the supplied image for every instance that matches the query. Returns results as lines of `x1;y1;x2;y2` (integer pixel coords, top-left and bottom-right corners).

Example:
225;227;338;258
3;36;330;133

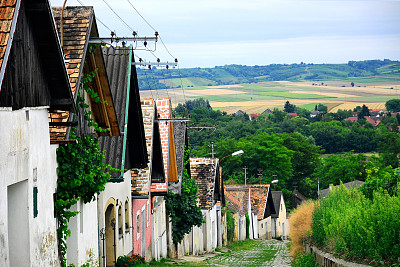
248;185;270;220
190;158;220;210
53;6;93;94
0;0;16;74
224;185;250;216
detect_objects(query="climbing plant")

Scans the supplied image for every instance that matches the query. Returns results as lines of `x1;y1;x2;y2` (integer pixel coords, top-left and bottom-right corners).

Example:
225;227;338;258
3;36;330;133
165;147;204;244
55;65;118;266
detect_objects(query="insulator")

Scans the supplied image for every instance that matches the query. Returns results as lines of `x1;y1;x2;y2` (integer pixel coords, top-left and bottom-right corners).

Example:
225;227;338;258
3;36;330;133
144;41;147;47
148;65;151;69
139;58;143;62
166;65;169;69
111;31;115;38
122;41;126;47
175;58;178;63
133;31;137;36
155;31;159;37
157;58;160;63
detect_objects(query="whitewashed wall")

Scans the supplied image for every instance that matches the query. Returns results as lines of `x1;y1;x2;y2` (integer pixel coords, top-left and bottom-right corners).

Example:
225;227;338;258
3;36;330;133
97;170;133;267
258;217;272;240
0;107;59;267
151;197;167;260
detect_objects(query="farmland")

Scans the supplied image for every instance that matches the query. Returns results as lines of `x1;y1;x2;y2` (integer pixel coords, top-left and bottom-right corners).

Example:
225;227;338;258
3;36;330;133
138;60;400;114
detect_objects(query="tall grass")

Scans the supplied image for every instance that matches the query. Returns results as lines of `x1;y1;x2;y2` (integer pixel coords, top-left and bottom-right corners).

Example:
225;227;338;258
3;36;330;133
312;185;400;263
288;201;315;257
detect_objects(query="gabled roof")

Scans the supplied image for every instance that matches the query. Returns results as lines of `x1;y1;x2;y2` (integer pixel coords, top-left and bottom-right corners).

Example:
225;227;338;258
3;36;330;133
0;0;74;111
320;180;365;198
271;191;283;218
224;186;249;216
98;46;148;182
51;6;119;139
190;158;221;210
131;99;165;196
248;184;275;220
173;121;187;180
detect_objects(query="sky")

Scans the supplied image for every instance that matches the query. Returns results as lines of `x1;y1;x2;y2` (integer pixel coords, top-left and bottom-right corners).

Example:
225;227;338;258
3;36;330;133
50;0;400;68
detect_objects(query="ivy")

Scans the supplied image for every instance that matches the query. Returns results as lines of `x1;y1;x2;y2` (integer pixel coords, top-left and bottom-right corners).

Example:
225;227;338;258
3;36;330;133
165;147;204;244
55;64;119;266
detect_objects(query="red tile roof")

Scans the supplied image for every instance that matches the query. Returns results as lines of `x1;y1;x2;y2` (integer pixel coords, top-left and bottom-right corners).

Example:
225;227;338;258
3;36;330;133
0;0;16;76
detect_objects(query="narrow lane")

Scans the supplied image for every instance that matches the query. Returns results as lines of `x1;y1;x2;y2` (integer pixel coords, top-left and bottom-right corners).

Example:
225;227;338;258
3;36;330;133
205;240;291;267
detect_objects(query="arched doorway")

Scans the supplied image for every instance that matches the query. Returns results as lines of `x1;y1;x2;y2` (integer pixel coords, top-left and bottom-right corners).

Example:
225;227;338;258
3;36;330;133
105;203;116;267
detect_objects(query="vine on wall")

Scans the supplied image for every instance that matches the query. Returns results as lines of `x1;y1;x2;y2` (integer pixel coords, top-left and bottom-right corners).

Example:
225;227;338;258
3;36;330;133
165;148;204;244
55;64;118;266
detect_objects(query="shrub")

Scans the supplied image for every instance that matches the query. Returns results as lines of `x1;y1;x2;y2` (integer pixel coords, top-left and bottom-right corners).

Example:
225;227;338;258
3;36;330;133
245;213;250;239
312;184;400;264
225;207;235;242
291;252;318;267
288;201;314;256
116;254;145;267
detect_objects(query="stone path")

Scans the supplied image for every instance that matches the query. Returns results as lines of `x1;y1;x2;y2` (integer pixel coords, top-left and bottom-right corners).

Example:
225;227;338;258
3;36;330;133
172;240;291;266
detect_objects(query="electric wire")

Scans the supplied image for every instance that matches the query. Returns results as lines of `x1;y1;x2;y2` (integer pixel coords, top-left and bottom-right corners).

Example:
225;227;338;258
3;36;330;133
76;0;115;34
102;0;135;32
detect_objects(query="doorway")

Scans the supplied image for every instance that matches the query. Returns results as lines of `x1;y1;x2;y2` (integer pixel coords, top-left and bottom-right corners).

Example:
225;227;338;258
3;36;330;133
105;204;115;267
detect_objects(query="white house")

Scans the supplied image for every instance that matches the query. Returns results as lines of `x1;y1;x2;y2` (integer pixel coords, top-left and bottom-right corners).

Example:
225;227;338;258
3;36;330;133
0;0;75;265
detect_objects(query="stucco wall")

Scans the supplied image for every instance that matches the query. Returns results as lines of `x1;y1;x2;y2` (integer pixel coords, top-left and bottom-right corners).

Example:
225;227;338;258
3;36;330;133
258;217;272;240
0;107;59;266
132;197;151;260
98;170;133;267
151;197;167;260
273;194;287;239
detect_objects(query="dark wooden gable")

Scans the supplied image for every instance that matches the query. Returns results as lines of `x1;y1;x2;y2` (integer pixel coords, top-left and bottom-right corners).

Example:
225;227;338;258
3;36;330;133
151;106;165;183
0;0;74;111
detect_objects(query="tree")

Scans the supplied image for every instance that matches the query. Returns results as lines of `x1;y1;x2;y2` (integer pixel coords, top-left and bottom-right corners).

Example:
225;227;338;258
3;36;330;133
317;103;328;113
378;132;400;168
284;100;296;113
385;99;400;112
315;152;369;190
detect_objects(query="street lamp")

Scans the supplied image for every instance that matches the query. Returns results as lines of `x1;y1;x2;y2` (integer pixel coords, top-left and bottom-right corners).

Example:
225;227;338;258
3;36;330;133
271;179;278;191
219;150;244;162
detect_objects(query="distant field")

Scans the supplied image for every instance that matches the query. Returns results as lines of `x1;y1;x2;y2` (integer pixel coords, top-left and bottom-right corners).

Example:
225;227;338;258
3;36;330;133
140;79;400;114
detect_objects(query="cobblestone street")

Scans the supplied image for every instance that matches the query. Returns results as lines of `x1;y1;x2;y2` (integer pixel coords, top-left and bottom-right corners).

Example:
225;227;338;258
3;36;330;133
171;240;291;267
206;240;291;267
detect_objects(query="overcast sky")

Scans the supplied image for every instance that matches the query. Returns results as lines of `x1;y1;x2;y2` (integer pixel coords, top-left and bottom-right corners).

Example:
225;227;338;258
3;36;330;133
50;0;400;68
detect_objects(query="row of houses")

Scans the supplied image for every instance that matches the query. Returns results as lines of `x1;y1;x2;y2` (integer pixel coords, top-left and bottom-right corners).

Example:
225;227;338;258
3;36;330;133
0;1;229;266
0;1;291;266
224;185;289;242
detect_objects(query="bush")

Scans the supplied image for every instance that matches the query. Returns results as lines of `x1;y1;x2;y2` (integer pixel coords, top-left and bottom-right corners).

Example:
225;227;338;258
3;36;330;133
312;184;400;264
116;254;145;266
291;252;318;267
288;201;314;256
225;207;235;242
245;213;250;239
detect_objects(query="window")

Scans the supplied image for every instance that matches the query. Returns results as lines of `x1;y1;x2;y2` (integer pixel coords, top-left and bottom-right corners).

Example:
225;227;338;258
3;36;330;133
125;200;130;233
280;203;282;211
136;211;140;240
261;223;263;229
118;206;123;238
147;201;150;227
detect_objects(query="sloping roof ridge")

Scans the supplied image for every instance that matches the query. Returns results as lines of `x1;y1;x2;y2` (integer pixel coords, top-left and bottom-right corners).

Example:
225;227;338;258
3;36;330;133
0;0;19;90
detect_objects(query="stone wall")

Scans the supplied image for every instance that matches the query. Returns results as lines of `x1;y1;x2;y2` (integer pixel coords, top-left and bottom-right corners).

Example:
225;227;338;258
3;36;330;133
304;243;370;267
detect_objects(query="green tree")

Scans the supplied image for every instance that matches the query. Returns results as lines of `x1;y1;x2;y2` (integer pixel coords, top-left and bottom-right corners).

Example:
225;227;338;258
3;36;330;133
284;100;296;113
378;132;400;168
315;152;369;190
386;99;400;112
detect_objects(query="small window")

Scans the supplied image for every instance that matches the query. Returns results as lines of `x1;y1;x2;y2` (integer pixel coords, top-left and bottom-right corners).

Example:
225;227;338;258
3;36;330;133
279;221;281;226
125;200;130;233
118;206;123;238
136;212;140;240
261;223;263;229
280;203;282;211
147;201;150;227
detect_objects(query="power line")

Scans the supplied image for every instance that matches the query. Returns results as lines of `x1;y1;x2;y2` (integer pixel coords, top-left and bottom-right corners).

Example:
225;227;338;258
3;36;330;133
126;0;156;32
102;0;135;32
76;0;114;34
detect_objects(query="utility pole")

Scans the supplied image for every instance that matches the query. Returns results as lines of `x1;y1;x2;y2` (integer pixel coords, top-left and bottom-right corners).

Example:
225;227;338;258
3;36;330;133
208;142;217;158
257;168;263;186
243;166;248;185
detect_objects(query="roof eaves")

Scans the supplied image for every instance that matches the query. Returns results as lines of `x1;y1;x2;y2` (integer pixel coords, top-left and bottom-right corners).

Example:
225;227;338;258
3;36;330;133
0;0;19;91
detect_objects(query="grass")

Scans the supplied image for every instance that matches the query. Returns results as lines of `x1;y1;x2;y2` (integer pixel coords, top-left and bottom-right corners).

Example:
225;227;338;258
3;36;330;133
288;201;315;257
